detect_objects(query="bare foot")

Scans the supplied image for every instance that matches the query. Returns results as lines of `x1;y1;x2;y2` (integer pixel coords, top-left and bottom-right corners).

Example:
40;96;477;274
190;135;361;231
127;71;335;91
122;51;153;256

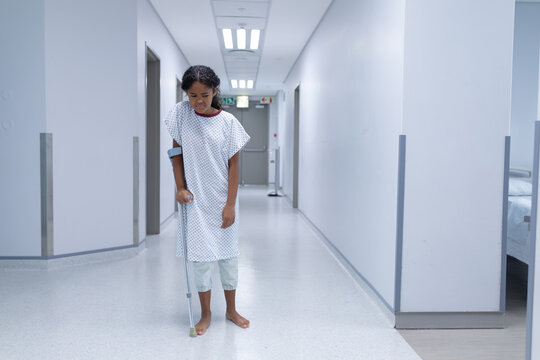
195;312;211;335
226;310;250;329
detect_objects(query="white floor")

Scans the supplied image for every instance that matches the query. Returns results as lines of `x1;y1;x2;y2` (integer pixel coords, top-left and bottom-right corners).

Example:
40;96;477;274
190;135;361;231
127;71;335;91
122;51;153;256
0;187;421;360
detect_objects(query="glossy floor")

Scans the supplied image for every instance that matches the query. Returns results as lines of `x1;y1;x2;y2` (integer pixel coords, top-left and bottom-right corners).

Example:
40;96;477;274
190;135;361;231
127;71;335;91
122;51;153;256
0;187;421;359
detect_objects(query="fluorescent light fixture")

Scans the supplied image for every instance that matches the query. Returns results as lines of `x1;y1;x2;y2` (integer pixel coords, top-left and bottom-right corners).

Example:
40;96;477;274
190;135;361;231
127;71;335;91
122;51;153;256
237;29;246;49
223;29;233;49
250;29;260;50
237;95;249;108
231;80;238;88
239;80;246;89
247;80;254;89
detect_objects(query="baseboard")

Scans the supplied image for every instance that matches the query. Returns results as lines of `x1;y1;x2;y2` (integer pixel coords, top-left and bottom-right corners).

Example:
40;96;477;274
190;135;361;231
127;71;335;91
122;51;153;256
395;311;505;329
160;211;176;226
296;210;396;327
0;209;185;271
0;242;147;271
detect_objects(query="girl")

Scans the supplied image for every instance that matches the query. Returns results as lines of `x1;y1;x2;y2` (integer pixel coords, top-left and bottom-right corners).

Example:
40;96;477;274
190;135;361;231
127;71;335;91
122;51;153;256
164;65;250;336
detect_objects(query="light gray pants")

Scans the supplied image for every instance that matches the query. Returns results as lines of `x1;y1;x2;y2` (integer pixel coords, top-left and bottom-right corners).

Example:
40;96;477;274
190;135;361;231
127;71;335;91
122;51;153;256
192;257;238;292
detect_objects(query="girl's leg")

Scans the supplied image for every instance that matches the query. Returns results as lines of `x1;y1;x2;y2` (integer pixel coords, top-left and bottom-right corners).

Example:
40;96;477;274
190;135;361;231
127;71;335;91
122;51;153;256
224;289;249;328
218;258;250;329
192;261;215;335
196;290;212;335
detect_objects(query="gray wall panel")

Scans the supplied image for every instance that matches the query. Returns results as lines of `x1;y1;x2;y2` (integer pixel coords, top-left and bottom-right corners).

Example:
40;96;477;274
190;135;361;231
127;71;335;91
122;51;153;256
40;133;53;257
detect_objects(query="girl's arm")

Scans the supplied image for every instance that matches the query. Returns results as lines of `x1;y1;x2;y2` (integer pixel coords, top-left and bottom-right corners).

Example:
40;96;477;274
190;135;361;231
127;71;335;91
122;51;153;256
172;140;192;204
222;152;239;228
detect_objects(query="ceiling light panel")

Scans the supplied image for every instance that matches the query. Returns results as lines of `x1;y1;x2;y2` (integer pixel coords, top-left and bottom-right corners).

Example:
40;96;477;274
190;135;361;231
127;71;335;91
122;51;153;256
250;29;260;50
222;28;233;49
236;28;246;49
212;0;270;92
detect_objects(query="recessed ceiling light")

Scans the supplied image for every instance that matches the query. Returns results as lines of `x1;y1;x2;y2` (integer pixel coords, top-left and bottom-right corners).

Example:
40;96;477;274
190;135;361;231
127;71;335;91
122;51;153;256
231;80;238;89
239;80;246;89
223;29;233;49
237;29;246;50
250;29;260;50
247;80;254;89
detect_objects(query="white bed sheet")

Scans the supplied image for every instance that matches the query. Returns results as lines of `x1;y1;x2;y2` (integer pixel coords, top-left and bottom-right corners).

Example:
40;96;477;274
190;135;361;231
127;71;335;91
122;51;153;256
507;195;532;264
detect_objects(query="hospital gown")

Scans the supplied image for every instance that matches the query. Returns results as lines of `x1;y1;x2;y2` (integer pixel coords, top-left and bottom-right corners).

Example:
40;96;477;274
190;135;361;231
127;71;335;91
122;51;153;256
164;101;250;262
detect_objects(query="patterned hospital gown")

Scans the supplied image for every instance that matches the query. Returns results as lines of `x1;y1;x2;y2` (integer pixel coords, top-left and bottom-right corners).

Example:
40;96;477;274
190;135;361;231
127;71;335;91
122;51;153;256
164;101;250;262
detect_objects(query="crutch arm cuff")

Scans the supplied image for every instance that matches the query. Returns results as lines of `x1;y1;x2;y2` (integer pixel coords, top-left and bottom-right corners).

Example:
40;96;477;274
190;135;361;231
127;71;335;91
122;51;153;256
168;147;183;159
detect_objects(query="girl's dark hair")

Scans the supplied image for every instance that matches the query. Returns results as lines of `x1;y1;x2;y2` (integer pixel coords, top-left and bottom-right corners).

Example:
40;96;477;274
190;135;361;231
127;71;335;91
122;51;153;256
181;65;222;110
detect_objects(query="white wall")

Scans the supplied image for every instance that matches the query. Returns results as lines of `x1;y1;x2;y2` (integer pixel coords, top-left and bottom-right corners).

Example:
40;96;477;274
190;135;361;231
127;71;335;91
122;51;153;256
1;0;189;257
400;0;515;311
282;0;406;309
137;0;190;237
42;0;189;254
511;2;540;171
44;0;138;255
0;0;46;256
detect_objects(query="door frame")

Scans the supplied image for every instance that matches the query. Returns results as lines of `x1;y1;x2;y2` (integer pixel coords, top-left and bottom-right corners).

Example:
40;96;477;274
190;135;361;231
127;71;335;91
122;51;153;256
174;77;182;213
526;122;540;360
293;84;300;209
145;45;161;235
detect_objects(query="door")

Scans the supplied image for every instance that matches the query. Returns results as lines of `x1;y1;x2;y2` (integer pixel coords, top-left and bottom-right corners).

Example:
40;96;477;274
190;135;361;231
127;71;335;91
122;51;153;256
146;47;160;235
227;101;269;185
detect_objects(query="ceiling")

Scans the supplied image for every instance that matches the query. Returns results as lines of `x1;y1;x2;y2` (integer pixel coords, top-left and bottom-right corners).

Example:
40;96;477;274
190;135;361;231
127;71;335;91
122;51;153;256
149;0;333;96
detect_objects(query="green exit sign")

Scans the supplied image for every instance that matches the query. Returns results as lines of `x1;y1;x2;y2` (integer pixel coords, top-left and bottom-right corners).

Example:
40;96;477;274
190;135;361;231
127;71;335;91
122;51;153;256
221;97;235;105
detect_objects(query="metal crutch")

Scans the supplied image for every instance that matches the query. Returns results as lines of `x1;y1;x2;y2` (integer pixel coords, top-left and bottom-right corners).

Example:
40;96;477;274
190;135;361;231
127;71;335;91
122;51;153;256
168;146;197;338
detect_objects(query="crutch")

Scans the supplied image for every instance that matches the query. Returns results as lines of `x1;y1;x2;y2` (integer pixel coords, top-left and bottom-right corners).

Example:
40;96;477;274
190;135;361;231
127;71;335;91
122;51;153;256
168;146;197;338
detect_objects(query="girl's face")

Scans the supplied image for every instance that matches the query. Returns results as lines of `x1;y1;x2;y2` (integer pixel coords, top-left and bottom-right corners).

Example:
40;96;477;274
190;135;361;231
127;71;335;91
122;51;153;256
187;81;218;115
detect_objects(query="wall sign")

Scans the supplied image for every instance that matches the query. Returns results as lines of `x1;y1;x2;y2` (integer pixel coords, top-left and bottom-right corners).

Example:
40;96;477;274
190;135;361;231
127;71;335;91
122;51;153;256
221;97;235;105
260;96;274;104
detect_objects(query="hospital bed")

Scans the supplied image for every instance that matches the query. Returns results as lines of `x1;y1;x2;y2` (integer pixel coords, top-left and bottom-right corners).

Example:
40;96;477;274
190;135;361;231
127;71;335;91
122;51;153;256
507;169;533;264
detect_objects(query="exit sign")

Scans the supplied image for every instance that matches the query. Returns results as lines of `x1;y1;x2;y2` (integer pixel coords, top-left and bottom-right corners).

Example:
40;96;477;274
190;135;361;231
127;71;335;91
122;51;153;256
260;96;274;104
221;97;235;105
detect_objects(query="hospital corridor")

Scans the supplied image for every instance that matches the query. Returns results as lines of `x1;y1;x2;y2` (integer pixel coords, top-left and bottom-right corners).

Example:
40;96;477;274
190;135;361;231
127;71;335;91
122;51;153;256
2;0;540;359
1;188;421;359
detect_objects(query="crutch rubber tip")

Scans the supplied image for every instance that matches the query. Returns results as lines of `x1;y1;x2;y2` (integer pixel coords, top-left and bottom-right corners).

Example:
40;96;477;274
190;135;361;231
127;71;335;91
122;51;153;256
190;328;197;337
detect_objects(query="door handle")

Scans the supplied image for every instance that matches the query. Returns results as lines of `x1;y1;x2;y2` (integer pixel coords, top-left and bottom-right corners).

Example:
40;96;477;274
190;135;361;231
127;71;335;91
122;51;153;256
242;146;267;153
